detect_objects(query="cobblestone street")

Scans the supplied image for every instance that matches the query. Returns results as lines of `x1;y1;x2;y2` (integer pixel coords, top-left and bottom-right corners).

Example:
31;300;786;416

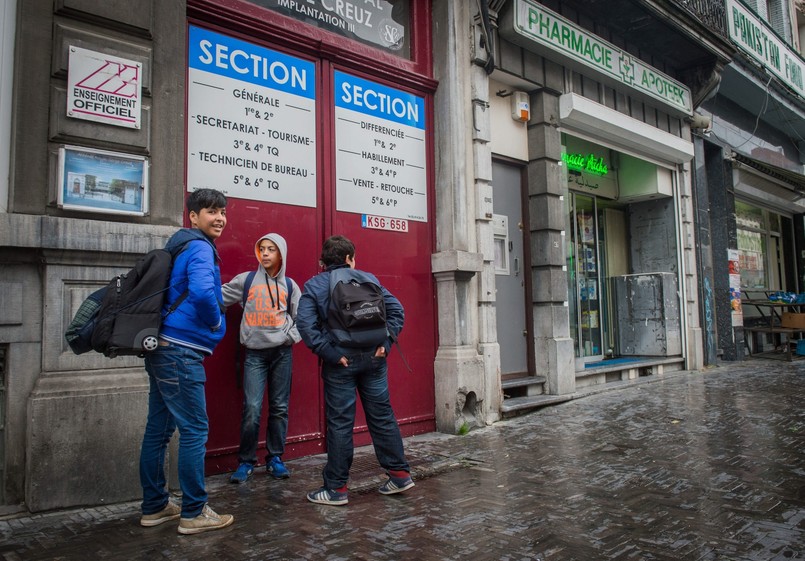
2;360;804;560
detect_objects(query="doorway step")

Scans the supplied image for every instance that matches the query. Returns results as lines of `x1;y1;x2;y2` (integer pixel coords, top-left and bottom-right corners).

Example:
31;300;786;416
499;357;685;417
501;375;571;416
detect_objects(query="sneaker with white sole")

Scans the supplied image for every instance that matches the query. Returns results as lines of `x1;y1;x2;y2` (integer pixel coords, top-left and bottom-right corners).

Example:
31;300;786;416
177;504;234;535
306;487;348;506
379;475;415;495
140;498;181;527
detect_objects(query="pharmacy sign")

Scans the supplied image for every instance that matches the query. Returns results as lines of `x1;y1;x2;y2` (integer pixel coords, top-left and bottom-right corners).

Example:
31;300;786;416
500;0;692;115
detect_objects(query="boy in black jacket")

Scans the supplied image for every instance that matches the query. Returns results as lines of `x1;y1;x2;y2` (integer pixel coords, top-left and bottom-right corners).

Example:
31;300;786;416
296;235;413;506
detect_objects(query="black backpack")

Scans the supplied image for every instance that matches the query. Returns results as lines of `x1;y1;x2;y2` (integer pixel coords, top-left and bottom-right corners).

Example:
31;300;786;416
327;268;388;348
65;247;187;358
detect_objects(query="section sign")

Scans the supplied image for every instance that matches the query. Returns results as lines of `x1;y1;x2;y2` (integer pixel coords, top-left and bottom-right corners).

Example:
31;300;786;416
334;71;427;222
187;26;316;206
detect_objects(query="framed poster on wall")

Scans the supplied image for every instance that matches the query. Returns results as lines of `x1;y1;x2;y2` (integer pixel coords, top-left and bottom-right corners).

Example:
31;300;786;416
57;146;148;216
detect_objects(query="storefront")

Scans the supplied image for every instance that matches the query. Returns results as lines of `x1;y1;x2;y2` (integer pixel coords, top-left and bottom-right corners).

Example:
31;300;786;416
563;135;683;365
693;0;805;362
186;0;438;472
489;0;701;407
727;156;805;341
556;98;695;382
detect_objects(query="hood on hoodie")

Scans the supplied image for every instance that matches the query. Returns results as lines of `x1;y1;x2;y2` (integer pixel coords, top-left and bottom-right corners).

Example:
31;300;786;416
255;233;288;279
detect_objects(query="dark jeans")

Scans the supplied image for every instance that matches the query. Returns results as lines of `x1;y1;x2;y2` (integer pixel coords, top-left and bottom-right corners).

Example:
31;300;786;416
140;342;208;518
321;352;409;490
237;346;293;464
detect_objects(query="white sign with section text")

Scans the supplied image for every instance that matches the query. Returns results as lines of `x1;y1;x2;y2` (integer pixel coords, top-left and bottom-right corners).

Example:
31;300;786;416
334;71;427;222
186;26;317;206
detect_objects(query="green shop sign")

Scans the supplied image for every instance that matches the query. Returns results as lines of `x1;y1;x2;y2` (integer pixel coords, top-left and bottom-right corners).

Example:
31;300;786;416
726;0;804;98
500;0;692;115
562;152;609;176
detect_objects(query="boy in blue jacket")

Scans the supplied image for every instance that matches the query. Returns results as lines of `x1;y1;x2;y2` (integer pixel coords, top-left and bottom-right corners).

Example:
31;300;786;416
296;235;413;506
138;188;234;535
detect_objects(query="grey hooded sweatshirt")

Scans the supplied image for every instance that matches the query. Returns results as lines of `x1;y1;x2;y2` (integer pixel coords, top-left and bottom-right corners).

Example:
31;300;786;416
221;233;301;349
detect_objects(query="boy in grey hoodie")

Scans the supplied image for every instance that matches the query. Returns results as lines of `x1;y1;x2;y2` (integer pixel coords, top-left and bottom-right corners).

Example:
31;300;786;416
222;233;301;483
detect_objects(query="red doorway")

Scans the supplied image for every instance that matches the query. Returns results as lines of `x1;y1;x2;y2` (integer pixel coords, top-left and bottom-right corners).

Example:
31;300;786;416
184;15;437;474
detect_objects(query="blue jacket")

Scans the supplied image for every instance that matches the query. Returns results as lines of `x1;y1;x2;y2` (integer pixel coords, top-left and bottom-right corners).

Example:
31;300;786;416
297;264;404;365
159;228;226;355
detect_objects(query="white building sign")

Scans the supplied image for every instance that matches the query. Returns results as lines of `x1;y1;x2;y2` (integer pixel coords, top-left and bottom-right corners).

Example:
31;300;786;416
500;0;692;116
67;47;142;129
726;0;805;99
334;71;427;222
187;26;317;206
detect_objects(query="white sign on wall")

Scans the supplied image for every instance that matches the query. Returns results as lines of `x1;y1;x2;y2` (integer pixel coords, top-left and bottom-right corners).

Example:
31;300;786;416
67;46;142;129
187;26;317;206
334;71;427;222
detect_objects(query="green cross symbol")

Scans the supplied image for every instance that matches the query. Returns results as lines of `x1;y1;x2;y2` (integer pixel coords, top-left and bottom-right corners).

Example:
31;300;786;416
620;55;634;84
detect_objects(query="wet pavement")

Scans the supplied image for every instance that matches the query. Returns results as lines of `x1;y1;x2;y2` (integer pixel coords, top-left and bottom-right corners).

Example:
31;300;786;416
2;359;804;560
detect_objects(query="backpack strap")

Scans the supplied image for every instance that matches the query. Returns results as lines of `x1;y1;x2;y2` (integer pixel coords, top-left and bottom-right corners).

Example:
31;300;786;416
235;270;257;390
165;290;189;316
242;271;257;308
285;277;294;317
242;271;293;312
390;332;413;373
163;241;192;318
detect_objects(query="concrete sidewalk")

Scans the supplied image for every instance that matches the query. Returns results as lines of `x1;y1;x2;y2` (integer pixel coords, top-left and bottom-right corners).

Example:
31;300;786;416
2;360;804;560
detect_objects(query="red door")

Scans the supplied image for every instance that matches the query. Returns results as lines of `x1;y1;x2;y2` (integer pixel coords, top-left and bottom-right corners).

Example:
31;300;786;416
327;66;436;448
186;25;436;474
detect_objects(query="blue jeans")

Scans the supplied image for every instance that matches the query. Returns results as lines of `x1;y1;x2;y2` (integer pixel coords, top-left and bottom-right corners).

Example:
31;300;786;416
238;346;293;464
321;352;409;490
140;343;208;518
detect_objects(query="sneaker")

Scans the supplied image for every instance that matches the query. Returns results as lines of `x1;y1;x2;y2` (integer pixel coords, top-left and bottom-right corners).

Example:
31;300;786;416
306;487;348;506
267;456;290;479
229;462;253;484
177;504;234;535
379;475;415;495
140;498;181;527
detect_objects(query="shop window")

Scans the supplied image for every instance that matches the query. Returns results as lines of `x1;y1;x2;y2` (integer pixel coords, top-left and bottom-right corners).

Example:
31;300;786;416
738;229;767;289
736;200;785;290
